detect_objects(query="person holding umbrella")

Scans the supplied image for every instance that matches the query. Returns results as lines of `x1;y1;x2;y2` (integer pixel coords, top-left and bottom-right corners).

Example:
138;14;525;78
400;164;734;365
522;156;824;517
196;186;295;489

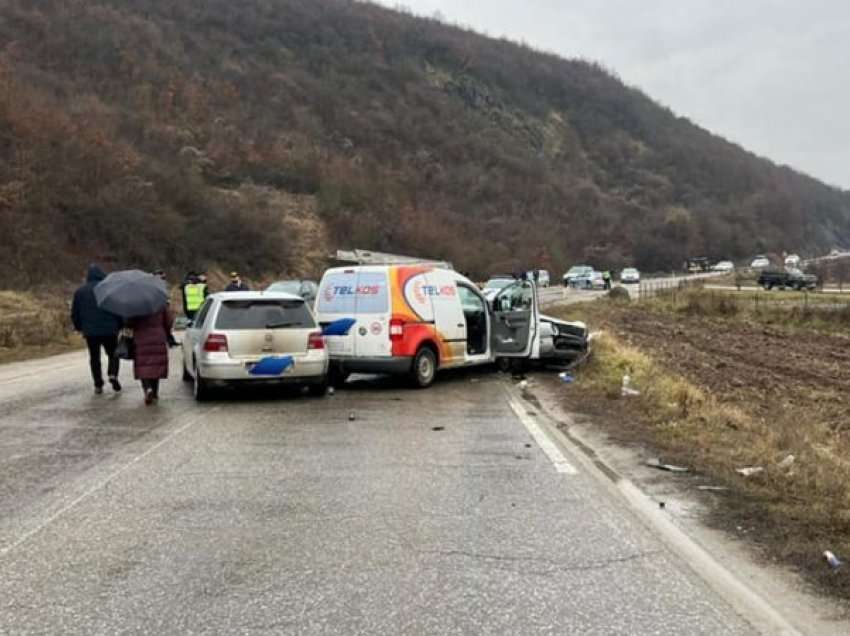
71;264;123;394
94;270;174;405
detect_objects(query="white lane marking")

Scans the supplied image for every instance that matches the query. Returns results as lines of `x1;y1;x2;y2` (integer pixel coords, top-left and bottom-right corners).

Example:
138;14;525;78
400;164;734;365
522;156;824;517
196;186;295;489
508;397;578;475
0;407;218;558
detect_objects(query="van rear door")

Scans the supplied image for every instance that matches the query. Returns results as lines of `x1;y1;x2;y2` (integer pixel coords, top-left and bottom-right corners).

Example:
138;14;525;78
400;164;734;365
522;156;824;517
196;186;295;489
351;270;391;358
316;270;358;356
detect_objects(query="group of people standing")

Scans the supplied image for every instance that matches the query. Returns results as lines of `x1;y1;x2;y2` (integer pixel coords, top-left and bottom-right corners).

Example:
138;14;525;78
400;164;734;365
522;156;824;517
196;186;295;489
71;266;251;405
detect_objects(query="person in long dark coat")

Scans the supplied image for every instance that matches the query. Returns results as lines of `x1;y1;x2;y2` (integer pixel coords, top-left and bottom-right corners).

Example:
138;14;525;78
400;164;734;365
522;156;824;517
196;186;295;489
71;264;123;394
127;307;174;405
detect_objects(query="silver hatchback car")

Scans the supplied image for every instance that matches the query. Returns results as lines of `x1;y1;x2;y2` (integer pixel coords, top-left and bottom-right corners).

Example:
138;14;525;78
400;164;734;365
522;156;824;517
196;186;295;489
182;292;329;400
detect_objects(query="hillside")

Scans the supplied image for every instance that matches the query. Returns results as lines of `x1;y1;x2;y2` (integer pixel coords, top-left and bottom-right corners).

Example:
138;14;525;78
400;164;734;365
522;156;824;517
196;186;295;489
1;0;849;286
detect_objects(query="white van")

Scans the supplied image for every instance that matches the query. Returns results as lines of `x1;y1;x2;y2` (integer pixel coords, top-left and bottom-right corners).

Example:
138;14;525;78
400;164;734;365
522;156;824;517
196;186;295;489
315;265;587;387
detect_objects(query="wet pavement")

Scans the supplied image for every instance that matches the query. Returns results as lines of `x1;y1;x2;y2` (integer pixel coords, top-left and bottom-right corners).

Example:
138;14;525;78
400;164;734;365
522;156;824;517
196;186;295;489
0;352;756;634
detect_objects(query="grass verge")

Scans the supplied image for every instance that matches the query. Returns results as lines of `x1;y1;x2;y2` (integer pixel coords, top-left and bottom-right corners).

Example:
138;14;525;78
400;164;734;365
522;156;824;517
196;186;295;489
553;294;850;600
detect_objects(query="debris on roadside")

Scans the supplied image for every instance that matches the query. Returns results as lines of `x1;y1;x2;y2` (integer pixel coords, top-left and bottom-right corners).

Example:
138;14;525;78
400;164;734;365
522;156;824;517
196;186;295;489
621;374;640;397
348;411;356;421
431;426;445;432
558;372;574;384
696;485;728;492
735;466;764;477
777;454;795;470
327;386;335;396
518;379;529;390
645;458;690;473
824;550;843;570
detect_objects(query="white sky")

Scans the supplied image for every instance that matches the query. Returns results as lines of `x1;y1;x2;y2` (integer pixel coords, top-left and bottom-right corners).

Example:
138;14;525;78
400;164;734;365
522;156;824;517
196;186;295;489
376;0;850;189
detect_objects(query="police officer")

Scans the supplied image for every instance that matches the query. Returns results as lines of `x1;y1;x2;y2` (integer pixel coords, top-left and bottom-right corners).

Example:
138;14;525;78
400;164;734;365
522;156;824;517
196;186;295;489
602;270;612;290
182;272;209;320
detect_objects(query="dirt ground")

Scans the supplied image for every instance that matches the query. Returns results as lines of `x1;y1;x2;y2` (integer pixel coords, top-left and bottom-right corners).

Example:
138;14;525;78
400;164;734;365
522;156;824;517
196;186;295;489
553;299;850;602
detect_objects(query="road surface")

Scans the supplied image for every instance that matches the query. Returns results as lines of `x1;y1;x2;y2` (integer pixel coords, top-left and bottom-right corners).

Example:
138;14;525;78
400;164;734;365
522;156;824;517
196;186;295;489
0;348;769;634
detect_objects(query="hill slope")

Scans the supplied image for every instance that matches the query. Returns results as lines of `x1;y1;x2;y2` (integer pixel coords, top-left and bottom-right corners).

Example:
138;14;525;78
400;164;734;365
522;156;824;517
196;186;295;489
1;0;848;285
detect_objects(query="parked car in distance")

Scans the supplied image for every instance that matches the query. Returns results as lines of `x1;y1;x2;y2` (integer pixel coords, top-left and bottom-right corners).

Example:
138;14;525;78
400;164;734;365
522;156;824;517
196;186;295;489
712;260;735;273
482;275;517;300
181;291;329;401
574;270;606;290
563;265;593;287
527;269;550;287
266;279;319;304
750;255;770;269
784;254;801;267
757;268;817;291
619;268;640;284
685;257;711;273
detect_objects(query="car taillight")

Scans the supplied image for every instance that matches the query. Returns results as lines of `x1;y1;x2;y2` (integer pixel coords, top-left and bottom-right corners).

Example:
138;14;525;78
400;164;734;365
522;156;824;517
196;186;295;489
389;318;405;342
203;333;228;352
308;332;325;350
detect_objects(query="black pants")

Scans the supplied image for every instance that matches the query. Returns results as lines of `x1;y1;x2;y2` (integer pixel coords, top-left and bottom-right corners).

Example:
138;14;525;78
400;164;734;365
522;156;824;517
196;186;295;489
141;379;160;396
86;335;119;387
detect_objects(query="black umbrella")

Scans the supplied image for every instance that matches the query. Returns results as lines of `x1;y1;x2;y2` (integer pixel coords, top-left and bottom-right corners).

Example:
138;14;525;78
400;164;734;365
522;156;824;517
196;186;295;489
94;270;168;319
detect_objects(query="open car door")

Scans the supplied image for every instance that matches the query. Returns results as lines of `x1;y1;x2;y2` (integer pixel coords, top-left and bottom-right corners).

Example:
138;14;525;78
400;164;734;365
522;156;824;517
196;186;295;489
491;280;537;357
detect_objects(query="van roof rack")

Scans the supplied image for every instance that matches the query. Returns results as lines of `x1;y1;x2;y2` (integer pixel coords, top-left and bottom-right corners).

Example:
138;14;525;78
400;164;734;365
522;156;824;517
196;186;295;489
334;249;453;269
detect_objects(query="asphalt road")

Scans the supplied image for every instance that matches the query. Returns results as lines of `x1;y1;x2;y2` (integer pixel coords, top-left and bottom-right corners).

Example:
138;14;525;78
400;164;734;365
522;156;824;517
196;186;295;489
0;348;764;635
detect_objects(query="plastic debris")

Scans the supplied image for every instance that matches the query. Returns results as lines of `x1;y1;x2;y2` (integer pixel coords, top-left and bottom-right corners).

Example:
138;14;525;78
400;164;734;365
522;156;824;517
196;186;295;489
777;454;795;470
558;372;575;384
621;374;640;397
824;550;843;570
518;380;529;390
646;458;690;473
736;466;764;477
697;485;729;492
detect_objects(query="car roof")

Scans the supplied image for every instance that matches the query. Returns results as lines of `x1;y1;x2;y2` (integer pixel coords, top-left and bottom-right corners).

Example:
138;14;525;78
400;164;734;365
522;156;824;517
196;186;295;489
322;265;473;285
210;291;304;302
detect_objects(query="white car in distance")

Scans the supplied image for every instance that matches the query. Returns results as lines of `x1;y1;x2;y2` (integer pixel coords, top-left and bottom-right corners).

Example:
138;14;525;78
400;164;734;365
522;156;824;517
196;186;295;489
619;268;640;284
712;260;735;273
750;255;770;269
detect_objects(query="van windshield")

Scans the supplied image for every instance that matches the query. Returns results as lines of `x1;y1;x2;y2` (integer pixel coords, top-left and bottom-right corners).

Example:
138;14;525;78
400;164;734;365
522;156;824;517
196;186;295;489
216;300;314;330
316;271;389;314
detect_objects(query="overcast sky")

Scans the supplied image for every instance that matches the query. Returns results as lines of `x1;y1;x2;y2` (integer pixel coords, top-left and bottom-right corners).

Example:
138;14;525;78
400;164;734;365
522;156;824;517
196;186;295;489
376;0;850;190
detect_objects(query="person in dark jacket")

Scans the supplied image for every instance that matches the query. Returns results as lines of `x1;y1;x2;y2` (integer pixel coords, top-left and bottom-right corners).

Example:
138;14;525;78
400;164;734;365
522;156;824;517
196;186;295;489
71;264;123;394
224;271;250;292
127;307;175;405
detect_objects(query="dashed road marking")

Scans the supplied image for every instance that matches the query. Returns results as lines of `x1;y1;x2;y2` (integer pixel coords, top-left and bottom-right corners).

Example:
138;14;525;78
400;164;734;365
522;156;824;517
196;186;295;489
508;397;578;475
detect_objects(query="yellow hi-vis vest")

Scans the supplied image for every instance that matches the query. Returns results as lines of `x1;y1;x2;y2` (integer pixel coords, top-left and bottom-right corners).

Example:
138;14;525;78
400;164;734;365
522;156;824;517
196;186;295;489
184;283;206;311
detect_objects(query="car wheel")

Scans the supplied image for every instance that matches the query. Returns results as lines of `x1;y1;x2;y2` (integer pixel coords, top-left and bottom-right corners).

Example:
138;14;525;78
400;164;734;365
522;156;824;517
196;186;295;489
307;377;329;397
411;346;437;388
193;365;213;402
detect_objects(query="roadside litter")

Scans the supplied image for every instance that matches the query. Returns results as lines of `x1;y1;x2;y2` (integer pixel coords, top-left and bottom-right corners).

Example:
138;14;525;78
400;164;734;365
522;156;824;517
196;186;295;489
823;550;843;570
777;454;795;470
696;485;728;492
735;466;764;477
348;412;356;421
558;372;574;384
621;374;640;397
645;458;690;473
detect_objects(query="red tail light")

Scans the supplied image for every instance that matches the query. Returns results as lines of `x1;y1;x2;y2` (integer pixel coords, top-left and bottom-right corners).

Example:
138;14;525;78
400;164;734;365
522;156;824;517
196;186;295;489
203;333;228;352
308;331;325;350
389;318;405;342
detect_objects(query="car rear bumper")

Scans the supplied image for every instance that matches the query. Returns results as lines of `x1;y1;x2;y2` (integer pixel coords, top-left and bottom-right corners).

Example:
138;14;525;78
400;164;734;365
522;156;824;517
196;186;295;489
332;355;413;375
198;354;328;382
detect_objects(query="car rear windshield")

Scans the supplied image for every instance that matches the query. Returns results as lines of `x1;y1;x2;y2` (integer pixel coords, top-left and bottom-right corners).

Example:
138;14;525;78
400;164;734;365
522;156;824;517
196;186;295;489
215;300;314;330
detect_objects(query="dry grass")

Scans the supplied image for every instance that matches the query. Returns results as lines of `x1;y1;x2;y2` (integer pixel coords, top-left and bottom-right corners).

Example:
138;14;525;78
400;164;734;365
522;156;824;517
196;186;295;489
0;290;81;362
554;299;850;598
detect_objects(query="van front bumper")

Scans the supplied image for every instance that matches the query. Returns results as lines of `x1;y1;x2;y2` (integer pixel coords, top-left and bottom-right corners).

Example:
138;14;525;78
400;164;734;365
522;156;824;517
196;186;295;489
332;356;413;375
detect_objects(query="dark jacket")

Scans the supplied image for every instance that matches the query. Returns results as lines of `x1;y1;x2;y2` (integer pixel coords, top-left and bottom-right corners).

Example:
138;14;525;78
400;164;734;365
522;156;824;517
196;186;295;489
71;265;123;338
224;281;250;292
128;308;174;380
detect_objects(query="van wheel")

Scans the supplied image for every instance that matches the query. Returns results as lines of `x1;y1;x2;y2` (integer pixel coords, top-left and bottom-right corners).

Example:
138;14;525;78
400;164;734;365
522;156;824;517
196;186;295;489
411;347;437;388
